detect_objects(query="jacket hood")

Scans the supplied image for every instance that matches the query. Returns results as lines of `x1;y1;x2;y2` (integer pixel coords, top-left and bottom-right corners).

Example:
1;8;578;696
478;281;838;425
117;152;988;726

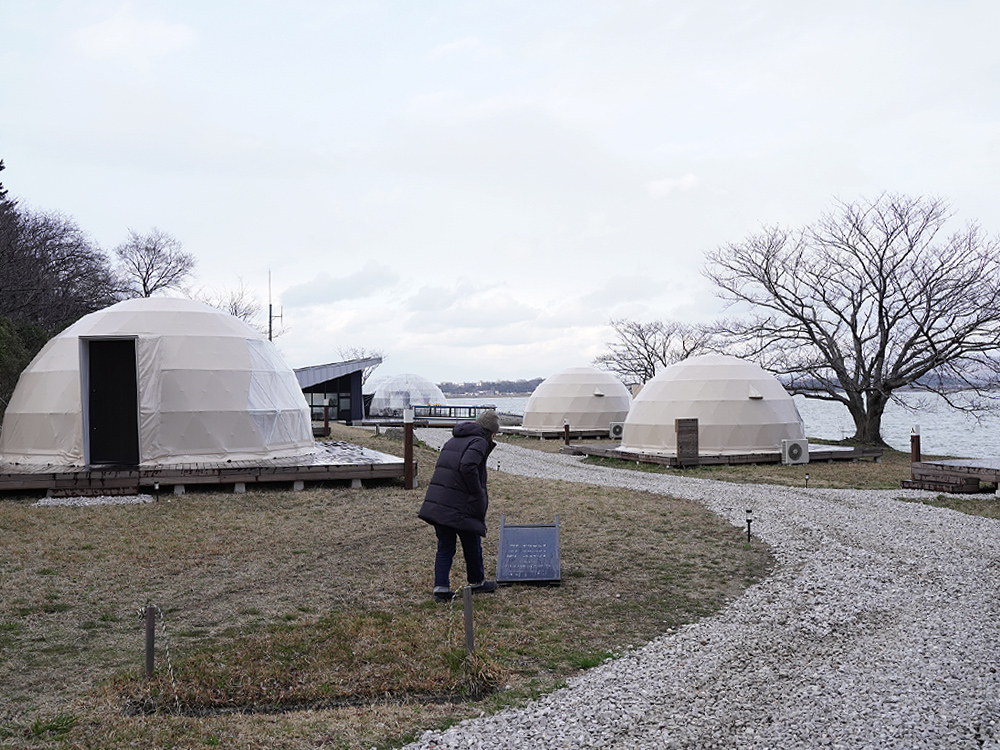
452;421;488;439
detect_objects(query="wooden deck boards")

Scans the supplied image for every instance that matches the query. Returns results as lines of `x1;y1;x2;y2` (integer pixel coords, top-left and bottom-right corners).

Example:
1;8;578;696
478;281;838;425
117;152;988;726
902;458;1000;493
0;441;406;496
567;443;883;467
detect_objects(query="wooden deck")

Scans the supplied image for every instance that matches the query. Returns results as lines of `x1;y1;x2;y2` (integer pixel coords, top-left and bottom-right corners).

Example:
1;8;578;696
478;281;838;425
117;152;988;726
0;442;406;497
902;458;1000;493
504;427;620;440
565;443;883;467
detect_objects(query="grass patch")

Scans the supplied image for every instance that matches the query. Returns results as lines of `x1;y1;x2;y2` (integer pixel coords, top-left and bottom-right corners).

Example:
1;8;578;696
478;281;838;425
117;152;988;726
508;434;943;491
10;421;953;749
897;493;1000;519
30;713;77;738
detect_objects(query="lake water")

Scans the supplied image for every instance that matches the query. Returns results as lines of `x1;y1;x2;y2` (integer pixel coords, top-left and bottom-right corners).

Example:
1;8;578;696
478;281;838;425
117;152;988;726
448;392;1000;458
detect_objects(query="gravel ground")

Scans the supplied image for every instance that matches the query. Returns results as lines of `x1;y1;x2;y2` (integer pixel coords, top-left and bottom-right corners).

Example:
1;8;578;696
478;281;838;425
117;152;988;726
410;429;1000;750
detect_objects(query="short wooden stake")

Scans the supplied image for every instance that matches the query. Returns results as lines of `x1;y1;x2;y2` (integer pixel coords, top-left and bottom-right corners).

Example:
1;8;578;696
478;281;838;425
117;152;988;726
144;603;155;678
463;586;475;655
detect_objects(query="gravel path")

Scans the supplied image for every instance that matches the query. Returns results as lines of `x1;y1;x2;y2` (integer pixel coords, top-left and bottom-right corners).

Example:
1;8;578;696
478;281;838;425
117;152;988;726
409;429;1000;749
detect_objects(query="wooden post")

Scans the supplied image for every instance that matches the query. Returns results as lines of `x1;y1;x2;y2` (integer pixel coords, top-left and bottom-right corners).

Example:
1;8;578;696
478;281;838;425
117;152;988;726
144;602;155;678
563;420;570;446
404;408;414;490
323;403;330;438
463;586;475;655
910;425;921;474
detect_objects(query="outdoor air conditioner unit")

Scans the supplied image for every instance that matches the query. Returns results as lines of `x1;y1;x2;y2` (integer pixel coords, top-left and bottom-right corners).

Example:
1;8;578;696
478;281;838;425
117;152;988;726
609;422;625;439
781;438;809;465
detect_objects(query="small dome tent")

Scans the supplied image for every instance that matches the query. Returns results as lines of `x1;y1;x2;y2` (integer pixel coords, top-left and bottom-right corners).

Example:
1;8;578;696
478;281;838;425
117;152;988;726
522;366;632;431
620;354;804;456
369;374;446;416
0;297;314;467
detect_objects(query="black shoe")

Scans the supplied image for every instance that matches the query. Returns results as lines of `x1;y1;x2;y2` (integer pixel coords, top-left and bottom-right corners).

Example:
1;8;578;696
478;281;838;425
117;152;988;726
433;588;455;602
471;580;498;594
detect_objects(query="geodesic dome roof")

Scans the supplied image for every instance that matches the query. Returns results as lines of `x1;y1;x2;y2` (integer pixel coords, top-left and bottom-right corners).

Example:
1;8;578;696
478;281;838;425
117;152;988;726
620;354;804;456
369;373;446;416
522;366;632;431
0;297;314;467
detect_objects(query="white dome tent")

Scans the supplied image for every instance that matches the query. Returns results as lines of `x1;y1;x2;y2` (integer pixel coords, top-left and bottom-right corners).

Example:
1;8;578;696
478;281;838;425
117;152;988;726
369;373;446;416
522;366;632;432
0;297;314;467
620;354;805;456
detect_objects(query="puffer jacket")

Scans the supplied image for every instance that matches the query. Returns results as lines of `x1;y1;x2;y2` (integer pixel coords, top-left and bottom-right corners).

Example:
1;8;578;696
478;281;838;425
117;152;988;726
418;421;495;536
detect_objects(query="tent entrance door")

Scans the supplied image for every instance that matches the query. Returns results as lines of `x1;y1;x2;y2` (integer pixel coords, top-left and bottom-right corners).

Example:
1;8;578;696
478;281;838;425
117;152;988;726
87;339;139;467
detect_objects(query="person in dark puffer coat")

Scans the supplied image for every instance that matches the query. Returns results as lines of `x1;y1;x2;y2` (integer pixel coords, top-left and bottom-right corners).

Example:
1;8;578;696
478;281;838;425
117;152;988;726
418;410;501;602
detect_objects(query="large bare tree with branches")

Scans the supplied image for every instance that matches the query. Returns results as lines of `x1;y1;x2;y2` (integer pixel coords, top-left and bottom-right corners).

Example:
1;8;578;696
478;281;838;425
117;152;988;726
704;194;1000;445
593;318;713;385
114;227;195;298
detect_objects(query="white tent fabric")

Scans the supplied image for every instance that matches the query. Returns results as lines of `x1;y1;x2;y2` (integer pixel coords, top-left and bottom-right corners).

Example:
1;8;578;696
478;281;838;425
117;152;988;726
620;354;804;456
522;366;632;431
369;373;446;416
0;297;314;466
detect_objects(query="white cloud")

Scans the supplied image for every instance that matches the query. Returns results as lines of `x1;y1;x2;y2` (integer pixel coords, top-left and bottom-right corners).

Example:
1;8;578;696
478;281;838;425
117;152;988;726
648;173;697;196
72;6;195;66
430;36;485;58
282;262;400;308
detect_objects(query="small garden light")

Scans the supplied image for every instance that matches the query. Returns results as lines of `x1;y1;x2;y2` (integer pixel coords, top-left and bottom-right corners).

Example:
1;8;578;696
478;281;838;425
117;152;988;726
805;472;810;488
745;507;753;542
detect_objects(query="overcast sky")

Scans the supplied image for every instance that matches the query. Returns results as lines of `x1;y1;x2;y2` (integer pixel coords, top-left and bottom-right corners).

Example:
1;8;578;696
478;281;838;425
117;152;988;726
4;1;999;383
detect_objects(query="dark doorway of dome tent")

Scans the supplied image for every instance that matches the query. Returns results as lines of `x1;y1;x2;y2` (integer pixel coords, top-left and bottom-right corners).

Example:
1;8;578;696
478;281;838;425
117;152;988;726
85;338;140;467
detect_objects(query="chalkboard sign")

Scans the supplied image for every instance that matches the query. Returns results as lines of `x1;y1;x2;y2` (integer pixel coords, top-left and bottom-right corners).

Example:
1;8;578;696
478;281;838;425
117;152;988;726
496;515;561;585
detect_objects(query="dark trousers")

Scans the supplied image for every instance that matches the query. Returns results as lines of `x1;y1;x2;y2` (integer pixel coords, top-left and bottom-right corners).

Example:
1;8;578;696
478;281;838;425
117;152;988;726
433;524;485;589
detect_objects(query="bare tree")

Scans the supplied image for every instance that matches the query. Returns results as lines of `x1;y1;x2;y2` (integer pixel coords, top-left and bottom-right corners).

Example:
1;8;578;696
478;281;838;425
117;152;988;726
114;228;195;297
337;347;384;384
194;279;265;333
593;318;713;385
704;193;1000;445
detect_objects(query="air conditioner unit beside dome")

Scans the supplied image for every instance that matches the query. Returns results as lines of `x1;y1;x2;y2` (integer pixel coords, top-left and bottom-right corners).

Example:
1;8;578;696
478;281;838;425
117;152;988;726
609;422;625;439
781;438;809;465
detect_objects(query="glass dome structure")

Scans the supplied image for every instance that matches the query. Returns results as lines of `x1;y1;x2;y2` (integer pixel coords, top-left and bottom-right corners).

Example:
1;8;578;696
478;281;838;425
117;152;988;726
369;373;447;416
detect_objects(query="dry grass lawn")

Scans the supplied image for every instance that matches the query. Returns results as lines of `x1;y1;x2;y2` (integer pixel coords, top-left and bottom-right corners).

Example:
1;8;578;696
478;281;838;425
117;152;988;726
0;424;772;749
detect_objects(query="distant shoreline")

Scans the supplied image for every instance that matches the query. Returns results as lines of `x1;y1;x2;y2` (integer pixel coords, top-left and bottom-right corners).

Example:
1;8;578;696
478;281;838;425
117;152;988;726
444;393;533;399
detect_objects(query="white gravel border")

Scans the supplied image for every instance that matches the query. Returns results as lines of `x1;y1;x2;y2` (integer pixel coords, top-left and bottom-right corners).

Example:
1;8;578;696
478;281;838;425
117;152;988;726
409;429;1000;749
33;494;156;507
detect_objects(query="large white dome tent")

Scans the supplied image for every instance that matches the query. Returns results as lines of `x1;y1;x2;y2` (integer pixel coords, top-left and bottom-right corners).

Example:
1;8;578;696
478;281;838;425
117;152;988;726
0;297;314;467
369;373;446;416
620;354;804;456
522;366;632;432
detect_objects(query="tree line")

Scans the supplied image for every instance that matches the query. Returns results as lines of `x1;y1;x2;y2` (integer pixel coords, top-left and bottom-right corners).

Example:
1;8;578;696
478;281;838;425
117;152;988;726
438;378;544;396
594;194;1000;446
